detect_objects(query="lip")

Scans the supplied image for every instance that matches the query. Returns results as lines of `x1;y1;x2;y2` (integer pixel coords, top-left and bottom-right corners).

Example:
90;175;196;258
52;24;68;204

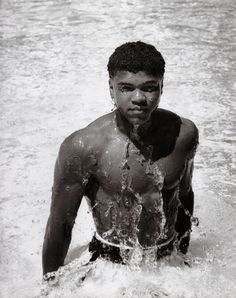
129;107;148;111
129;108;148;114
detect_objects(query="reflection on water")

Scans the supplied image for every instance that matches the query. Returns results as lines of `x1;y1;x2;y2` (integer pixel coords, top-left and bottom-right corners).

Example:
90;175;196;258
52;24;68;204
0;0;236;297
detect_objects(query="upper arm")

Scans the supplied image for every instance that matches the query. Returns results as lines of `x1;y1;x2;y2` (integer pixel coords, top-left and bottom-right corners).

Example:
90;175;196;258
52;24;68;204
182;118;199;160
50;132;90;223
179;119;199;194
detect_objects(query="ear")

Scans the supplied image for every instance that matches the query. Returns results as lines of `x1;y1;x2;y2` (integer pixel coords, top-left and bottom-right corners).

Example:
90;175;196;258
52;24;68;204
161;79;164;95
109;78;114;99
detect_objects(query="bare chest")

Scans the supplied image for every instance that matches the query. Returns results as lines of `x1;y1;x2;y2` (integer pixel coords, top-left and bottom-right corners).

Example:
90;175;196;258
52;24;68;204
92;138;186;194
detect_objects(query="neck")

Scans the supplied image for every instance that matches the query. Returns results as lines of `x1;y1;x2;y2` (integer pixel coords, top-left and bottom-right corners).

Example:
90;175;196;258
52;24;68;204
114;109;152;142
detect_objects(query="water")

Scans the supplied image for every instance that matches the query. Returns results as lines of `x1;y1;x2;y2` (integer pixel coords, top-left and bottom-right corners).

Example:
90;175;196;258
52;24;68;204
0;0;236;297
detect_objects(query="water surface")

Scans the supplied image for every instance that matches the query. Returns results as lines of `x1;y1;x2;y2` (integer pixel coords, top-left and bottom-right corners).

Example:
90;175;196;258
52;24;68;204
0;0;236;297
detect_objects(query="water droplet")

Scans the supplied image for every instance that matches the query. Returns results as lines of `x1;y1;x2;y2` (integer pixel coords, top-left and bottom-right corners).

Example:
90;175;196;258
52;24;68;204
191;216;199;226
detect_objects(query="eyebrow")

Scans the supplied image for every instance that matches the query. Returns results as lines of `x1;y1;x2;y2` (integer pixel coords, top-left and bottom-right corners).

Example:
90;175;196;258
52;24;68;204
118;80;158;86
117;82;133;86
142;80;159;85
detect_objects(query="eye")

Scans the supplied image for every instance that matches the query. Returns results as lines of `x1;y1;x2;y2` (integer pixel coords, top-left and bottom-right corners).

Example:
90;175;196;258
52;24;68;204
141;85;159;92
119;86;134;92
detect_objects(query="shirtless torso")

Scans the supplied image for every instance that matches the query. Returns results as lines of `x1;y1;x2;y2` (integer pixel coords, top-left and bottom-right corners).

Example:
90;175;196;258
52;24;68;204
43;108;198;275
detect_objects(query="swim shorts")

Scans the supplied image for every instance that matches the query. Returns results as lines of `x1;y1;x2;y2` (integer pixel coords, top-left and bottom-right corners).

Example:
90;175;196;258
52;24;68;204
88;233;175;264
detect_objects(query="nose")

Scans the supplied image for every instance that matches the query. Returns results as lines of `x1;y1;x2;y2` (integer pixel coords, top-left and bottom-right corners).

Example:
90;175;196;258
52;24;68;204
131;89;146;105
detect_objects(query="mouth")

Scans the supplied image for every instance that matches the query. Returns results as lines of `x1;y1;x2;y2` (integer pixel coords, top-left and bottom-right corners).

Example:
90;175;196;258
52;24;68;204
128;108;148;116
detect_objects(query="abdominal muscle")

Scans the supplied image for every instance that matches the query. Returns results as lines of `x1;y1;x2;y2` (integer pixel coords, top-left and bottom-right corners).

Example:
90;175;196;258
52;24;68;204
89;186;175;249
86;135;179;248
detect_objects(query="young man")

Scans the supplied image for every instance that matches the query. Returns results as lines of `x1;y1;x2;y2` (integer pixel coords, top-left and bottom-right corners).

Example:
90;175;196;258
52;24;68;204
42;41;199;278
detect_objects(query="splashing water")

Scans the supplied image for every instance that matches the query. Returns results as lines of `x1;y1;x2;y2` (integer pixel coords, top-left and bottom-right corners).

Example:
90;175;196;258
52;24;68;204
37;249;211;298
1;0;236;297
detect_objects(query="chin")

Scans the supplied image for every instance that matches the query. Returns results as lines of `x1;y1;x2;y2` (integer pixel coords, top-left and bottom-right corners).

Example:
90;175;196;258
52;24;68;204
128;115;150;126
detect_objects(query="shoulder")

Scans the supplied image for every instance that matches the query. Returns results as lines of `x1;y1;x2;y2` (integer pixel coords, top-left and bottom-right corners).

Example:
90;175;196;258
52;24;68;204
154;108;199;155
180;117;199;139
178;117;199;151
155;108;198;143
153;108;182;135
59;112;114;161
172;116;199;161
86;112;115;135
55;113;114;179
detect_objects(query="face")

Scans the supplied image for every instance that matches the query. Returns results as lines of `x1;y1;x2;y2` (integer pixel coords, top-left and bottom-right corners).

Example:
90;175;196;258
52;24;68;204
109;71;163;126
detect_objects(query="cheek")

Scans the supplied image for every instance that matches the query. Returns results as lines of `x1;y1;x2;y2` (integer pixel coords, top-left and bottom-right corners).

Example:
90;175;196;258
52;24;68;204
114;92;129;106
148;94;160;106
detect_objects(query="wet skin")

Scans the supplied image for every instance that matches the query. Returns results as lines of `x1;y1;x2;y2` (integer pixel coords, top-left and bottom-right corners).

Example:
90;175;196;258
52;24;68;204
109;71;163;126
42;71;198;274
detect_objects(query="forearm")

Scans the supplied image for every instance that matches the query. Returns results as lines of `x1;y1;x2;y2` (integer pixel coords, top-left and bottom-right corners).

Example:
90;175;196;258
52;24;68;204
176;158;195;236
175;188;194;253
42;216;73;275
175;121;198;253
179;187;194;217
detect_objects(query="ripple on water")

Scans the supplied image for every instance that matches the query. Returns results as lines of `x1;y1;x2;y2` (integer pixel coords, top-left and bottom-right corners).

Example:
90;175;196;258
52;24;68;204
1;0;236;297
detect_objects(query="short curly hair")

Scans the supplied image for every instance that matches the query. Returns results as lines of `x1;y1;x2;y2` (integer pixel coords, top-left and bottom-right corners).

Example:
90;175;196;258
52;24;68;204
107;41;165;78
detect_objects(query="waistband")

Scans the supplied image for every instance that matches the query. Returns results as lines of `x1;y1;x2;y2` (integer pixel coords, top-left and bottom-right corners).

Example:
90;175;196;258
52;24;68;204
95;232;176;251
